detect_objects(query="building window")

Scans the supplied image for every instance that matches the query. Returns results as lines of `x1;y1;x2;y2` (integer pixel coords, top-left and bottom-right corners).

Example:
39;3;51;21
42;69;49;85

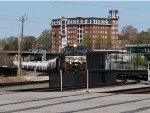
62;25;65;29
78;35;82;38
62;30;65;34
112;31;115;34
78;35;80;38
112;26;115;30
112;36;115;39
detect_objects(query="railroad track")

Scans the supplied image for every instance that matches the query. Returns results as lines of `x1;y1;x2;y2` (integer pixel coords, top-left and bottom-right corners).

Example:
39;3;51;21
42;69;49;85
104;86;150;94
0;80;140;92
0;80;49;92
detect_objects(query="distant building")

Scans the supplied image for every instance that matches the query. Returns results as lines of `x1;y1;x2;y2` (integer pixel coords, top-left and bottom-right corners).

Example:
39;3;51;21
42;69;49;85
50;10;119;53
126;44;150;53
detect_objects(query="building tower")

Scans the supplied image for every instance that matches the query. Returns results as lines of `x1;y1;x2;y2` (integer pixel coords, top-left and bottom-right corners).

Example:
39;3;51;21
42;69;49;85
108;10;119;19
108;10;119;48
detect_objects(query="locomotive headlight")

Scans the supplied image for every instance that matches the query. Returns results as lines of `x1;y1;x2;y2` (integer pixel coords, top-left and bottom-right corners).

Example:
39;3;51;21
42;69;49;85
73;44;77;48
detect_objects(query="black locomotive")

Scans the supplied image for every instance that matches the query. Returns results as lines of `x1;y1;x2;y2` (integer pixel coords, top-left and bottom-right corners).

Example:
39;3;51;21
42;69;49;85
60;44;87;73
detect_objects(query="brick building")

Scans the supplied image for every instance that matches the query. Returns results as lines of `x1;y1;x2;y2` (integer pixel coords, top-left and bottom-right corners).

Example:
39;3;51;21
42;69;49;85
50;10;119;53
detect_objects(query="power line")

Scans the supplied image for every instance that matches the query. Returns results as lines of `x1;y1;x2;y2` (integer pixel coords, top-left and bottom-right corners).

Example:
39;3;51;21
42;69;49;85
54;1;150;11
0;18;19;21
0;14;20;18
0;16;150;26
0;18;51;24
27;20;50;23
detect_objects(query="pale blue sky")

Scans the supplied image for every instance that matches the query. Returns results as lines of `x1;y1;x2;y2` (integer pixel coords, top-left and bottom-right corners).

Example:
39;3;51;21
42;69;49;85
0;1;150;38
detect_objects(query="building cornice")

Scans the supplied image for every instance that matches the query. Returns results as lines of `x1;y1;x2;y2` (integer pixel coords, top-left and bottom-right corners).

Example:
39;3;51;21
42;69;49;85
51;17;117;26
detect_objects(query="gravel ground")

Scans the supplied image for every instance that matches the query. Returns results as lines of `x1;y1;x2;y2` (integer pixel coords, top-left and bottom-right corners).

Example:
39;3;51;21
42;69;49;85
0;82;49;91
0;70;49;91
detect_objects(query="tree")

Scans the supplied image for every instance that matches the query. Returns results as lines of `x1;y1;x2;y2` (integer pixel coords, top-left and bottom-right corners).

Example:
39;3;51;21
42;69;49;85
147;28;150;32
95;36;112;49
83;33;93;49
11;37;18;51
106;37;113;49
1;36;18;51
137;31;150;44
95;37;102;49
37;29;51;51
133;54;147;67
0;39;7;51
94;36;105;49
121;25;138;44
22;36;36;51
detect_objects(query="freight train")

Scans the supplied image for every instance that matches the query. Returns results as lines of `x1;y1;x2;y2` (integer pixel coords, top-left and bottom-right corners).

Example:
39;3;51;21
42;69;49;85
13;44;87;73
59;44;87;73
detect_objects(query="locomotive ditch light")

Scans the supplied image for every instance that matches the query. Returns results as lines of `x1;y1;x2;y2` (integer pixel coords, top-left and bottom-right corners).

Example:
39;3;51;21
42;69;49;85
73;44;77;48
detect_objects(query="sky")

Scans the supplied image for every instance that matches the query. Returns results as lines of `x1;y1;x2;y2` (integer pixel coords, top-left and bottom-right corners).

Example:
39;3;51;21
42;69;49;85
0;1;150;38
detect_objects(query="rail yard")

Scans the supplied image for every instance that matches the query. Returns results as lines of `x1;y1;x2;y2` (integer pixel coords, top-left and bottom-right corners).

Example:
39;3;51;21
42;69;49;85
1;44;150;113
0;80;150;113
1;1;150;112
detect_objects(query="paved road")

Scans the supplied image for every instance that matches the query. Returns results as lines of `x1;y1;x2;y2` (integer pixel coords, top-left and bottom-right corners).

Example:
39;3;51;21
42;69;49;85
1;85;150;113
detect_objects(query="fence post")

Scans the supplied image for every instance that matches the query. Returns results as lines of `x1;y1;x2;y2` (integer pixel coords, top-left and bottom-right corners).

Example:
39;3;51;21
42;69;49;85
34;67;36;73
86;69;89;92
60;69;63;91
148;62;150;82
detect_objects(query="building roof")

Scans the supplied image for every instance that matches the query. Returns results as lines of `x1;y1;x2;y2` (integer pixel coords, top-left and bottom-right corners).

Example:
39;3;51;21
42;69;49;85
125;44;150;48
51;17;114;26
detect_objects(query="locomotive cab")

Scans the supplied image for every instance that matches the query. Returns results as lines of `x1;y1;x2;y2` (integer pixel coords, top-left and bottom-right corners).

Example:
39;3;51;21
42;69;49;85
60;44;87;73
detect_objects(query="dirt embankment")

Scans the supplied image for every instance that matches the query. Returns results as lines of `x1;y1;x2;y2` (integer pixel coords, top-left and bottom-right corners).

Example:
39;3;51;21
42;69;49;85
0;76;26;83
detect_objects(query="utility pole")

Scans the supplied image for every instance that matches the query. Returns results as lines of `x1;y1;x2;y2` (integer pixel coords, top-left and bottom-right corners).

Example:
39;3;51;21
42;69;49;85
18;15;27;75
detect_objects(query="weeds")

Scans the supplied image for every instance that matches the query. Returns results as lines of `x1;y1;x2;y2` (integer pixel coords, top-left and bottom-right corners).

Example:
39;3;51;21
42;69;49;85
0;75;26;83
